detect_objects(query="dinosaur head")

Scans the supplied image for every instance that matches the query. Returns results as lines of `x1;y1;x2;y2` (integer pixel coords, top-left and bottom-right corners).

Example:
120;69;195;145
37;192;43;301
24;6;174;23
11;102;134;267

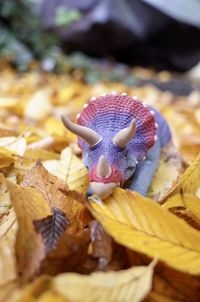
61;115;138;199
61;93;157;199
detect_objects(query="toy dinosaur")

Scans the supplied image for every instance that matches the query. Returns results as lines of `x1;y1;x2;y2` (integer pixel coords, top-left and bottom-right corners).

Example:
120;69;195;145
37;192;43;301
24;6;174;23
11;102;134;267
62;92;172;199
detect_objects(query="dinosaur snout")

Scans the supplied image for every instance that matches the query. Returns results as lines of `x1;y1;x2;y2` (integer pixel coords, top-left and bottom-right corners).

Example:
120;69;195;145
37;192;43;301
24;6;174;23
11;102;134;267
90;182;118;200
88;156;123;199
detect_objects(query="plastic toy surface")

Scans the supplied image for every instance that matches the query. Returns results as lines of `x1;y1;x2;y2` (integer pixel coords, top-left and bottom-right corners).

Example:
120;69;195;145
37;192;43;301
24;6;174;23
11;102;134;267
62;92;172;199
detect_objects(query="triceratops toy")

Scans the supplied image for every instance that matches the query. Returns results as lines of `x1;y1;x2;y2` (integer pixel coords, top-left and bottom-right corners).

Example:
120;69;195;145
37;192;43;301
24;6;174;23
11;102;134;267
62;92;172;199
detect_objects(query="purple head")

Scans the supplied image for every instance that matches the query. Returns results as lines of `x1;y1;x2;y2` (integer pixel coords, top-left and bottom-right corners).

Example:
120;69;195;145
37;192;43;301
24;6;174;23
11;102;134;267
62;93;157;199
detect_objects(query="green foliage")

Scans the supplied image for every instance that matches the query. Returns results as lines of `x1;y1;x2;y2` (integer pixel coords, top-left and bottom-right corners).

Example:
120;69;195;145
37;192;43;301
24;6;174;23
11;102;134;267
0;0;59;69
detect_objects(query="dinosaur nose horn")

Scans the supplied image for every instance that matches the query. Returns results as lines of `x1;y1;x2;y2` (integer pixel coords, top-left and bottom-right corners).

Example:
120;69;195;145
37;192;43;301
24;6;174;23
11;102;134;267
113;119;136;148
61;115;101;146
97;155;111;178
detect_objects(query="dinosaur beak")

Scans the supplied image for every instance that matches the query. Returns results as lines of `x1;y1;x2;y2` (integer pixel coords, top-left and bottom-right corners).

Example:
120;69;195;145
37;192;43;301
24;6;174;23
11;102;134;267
112;119;136;148
61;115;101;146
90;182;118;200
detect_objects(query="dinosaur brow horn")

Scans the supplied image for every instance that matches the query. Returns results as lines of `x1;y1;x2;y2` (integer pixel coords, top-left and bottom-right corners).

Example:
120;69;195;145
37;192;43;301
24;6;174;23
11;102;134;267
61;115;102;146
112;119;136;148
97;155;111;178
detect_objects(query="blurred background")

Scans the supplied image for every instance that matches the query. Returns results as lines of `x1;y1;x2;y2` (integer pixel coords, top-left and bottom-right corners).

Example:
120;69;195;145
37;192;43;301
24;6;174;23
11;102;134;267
1;0;200;75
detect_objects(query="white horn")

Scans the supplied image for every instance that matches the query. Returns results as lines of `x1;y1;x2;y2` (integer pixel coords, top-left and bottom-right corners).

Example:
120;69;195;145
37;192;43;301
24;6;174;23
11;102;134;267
96;155;111;178
61;116;101;146
113;119;136;148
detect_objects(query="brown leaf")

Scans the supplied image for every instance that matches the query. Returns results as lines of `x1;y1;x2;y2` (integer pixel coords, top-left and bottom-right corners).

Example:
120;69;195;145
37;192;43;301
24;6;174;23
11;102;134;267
39;228;90;275
33;207;69;253
90;221;113;270
128;250;200;302
22;161;91;275
6;179;52;281
22;161;86;227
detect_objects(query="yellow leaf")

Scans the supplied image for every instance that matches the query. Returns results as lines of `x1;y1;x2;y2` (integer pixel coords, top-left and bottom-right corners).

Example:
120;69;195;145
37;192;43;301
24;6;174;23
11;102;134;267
0;98;18;108
0;176;12;215
148;144;181;201
169;152;200;197
43;147;89;193
22;161;86;226
24;149;59;160
44;117;66;136
0;136;26;156
53;261;155;302
19;262;155;302
87;188;200;275
0;209;17;286
163;193;200;222
6;180;52;281
0;147;14;168
37;291;68;302
24;89;52;121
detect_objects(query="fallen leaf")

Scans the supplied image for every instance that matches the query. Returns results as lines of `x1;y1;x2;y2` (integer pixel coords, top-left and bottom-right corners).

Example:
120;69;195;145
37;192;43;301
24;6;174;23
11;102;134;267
52;260;156;302
0;176;12;216
24;148;59;161
90;221;113;270
33;207;69;253
22;161;86;226
0;281;20;302
0;209;17;286
148;143;181;201
43;147;89;193
0;136;26;156
163;193;200;220
24;89;52;121
128;250;200;302
27;136;56;150
6;180;52;281
22;161;91;275
0;147;15;168
0;98;19;108
168;152;200;197
162;193;200;230
87;188;200;275
19;261;155;302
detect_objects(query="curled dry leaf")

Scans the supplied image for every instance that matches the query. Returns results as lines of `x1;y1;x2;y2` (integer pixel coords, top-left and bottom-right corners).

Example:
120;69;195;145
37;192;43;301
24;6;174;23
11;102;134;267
87;188;200;275
43;147;89;194
6;179;52;281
